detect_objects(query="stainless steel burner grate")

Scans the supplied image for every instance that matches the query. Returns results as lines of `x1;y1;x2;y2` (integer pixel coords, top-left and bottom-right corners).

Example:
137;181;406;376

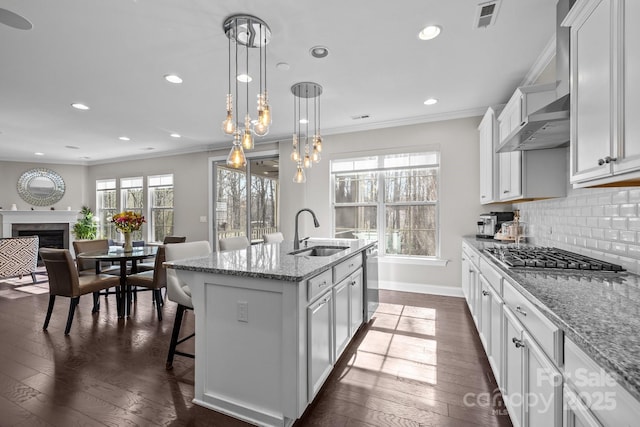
484;247;624;272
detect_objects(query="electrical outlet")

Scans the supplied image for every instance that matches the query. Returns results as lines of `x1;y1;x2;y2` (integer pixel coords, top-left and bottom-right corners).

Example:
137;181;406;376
199;216;207;223
237;301;248;322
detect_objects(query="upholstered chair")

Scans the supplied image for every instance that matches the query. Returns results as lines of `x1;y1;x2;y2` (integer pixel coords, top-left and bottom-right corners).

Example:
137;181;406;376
126;245;167;319
219;236;250;251
263;232;284;243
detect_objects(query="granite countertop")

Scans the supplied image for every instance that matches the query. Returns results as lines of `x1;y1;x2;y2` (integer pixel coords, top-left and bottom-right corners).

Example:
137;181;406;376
164;238;376;282
463;236;640;402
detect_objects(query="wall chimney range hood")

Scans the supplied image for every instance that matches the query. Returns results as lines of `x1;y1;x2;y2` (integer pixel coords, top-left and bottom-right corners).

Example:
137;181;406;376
496;0;574;153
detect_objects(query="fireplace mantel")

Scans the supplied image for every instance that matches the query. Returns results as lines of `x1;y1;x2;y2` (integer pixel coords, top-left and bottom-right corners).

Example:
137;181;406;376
0;210;79;238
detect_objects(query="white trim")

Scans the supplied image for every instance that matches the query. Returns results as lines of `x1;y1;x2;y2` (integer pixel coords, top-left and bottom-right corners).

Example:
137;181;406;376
380;280;464;298
520;34;557;87
378;256;449;267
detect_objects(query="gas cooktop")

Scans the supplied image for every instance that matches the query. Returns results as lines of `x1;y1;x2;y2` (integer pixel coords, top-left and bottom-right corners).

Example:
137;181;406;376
484;246;625;272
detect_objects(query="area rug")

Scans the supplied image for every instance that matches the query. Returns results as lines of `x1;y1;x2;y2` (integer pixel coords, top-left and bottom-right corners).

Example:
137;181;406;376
0;266;49;299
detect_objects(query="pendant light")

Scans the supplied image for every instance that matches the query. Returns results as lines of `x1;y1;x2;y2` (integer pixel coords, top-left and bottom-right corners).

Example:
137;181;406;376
291;82;323;183
223;14;271;168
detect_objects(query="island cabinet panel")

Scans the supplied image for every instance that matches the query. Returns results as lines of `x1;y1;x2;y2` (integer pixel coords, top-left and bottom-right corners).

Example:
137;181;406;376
349;267;364;336
333;278;350;363
307;290;333;400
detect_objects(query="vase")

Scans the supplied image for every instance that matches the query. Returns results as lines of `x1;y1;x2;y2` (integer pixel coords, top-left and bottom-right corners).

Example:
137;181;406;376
123;232;133;252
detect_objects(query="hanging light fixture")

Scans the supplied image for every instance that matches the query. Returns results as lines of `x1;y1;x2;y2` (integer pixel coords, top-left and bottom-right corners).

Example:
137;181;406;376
291;82;323;183
222;14;271;168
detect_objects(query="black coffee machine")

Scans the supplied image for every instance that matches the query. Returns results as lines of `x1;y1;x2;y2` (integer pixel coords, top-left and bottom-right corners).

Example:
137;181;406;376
476;211;515;239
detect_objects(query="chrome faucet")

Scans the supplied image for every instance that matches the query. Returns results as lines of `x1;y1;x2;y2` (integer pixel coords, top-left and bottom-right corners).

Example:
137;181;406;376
293;208;320;250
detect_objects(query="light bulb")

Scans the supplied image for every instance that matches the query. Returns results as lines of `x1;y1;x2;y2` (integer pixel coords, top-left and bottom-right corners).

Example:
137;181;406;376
293;165;306;183
226;145;246;168
303;154;312;169
290;148;300;162
314;135;323;152
312;147;321;163
261;103;271;126
242;129;254;149
222;112;235;135
254;117;269;136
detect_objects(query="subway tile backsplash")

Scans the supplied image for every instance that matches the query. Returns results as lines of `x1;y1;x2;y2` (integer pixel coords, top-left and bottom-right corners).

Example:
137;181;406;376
514;187;640;275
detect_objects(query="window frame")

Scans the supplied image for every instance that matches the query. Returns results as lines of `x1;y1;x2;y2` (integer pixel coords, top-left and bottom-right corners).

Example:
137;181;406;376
148;174;174;243
96;178;117;240
330;149;441;260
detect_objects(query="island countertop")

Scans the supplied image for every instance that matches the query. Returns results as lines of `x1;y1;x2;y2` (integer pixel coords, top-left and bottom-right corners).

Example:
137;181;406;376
164;238;376;282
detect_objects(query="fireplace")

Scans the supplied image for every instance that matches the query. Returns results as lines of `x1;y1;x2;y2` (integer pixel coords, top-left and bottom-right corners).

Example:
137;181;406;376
1;210;78;256
13;224;68;249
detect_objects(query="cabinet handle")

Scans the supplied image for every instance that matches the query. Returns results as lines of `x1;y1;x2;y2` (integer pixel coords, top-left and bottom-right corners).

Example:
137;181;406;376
503;190;509;194
351;280;357;286
482;290;489;296
349;263;354;268
598;156;618;166
318;297;330;307
318;280;328;288
515;305;527;316
512;337;525;349
481;195;486;199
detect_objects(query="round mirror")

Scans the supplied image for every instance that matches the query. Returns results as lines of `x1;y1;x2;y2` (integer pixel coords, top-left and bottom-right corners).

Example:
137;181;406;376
17;168;66;206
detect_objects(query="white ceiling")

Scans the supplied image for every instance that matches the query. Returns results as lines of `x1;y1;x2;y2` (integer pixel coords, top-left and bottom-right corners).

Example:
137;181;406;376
0;0;557;165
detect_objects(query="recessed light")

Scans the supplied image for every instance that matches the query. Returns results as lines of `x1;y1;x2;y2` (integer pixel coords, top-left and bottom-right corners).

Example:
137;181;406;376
237;74;252;83
424;98;438;105
276;62;290;71
119;136;131;141
418;25;442;41
310;46;329;58
299;118;309;124
170;133;181;138
34;152;44;156
65;145;80;149
164;74;183;84
71;103;90;110
142;147;155;151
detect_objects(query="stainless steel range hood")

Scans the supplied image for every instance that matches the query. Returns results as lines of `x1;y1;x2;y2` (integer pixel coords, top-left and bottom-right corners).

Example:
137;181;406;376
496;0;574;153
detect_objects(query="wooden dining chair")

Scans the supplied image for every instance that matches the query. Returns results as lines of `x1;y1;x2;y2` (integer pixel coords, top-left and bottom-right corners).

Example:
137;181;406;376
39;248;120;335
126;246;167;320
164;240;211;369
219;236;250;251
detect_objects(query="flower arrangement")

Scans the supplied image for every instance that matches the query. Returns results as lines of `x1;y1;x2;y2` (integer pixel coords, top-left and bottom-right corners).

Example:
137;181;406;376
110;211;145;233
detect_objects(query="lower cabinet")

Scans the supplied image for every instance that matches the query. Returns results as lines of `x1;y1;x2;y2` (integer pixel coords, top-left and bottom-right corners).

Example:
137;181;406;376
504;307;525;427
307;291;333;399
349;268;364;336
333;279;350;360
563;384;603;427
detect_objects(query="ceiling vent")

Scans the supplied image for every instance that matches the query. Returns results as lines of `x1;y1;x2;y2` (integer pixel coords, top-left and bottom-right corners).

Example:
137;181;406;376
351;114;370;120
474;0;501;28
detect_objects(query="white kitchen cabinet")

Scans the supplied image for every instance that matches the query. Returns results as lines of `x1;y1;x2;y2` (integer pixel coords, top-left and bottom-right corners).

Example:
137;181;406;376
479;276;492;350
498;148;567;202
566;0;640;186
524;330;562;427
499;151;523;200
349;268;364;336
333;278;350;361
479;107;501;204
504;307;525;427
307;290;333;400
563;385;603;427
498;83;557;145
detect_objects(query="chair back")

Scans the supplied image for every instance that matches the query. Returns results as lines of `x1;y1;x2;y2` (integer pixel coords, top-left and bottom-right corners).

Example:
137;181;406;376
164;241;211;308
73;239;109;272
163;236;186;244
39;248;80;297
151;245;167;289
263;232;284;243
219;236;250;251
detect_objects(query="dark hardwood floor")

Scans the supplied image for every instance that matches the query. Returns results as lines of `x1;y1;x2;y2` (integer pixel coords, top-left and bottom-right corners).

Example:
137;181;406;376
0;286;512;426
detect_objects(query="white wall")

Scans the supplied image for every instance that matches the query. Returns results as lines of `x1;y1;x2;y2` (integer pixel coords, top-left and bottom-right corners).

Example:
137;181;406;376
278;117;485;293
0;161;87;211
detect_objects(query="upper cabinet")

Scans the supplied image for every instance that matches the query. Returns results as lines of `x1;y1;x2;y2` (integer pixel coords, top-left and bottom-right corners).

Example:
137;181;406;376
565;0;640;187
478;107;501;204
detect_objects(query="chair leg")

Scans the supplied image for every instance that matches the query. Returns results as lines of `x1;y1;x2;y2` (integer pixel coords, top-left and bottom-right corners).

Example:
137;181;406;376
43;295;55;330
65;297;80;335
92;292;101;313
31;272;37;283
166;304;186;370
154;289;163;320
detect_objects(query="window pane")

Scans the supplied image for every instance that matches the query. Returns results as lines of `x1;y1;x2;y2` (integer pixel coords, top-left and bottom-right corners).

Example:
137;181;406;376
385;205;436;256
334;206;377;240
334;173;378;203
384;167;438;203
216;165;247;239
331;157;378;172
96;187;117;240
250;163;278;241
150;185;174;242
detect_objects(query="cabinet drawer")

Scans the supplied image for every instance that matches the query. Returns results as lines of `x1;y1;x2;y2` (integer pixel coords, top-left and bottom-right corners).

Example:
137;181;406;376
333;254;362;284
564;338;640;427
502;280;562;365
307;269;332;302
480;257;502;294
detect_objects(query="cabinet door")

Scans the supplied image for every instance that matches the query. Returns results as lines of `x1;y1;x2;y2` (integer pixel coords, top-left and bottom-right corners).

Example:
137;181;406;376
333;279;350;361
524;331;562;427
570;0;614;183
349;268;364;336
503;307;524;427
461;254;472;307
470;264;480;329
479;109;496;204
617;0;640;175
479;276;492;351
563;385;603;427
499;151;522;201
307;291;333;400
489;285;504;387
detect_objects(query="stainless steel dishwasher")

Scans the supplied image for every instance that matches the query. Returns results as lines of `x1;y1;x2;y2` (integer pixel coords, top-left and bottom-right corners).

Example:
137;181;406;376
363;244;379;322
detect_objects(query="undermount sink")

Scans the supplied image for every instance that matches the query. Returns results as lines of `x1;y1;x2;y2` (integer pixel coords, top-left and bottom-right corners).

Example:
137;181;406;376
288;245;350;257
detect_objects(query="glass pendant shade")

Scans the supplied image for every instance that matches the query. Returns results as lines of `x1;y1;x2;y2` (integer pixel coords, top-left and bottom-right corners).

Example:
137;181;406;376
242;115;254;149
314;135;323;152
303;154;312;169
227;145;246;168
222;94;235;134
291;82;323;183
293;164;306;183
312;146;321;163
290;147;300;162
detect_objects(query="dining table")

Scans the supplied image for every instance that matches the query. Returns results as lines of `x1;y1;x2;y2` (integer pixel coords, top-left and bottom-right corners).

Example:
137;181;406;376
77;246;157;318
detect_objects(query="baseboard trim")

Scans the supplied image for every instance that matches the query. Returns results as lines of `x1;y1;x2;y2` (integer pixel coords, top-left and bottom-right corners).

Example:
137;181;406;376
379;281;463;298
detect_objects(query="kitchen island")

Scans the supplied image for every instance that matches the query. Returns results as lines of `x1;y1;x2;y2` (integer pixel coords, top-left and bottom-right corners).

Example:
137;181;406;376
165;239;376;427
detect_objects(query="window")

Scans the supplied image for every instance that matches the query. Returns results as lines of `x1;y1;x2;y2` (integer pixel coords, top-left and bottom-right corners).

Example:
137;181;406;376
120;177;144;240
332;152;440;257
148;174;174;243
96;179;117;240
214;157;279;244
